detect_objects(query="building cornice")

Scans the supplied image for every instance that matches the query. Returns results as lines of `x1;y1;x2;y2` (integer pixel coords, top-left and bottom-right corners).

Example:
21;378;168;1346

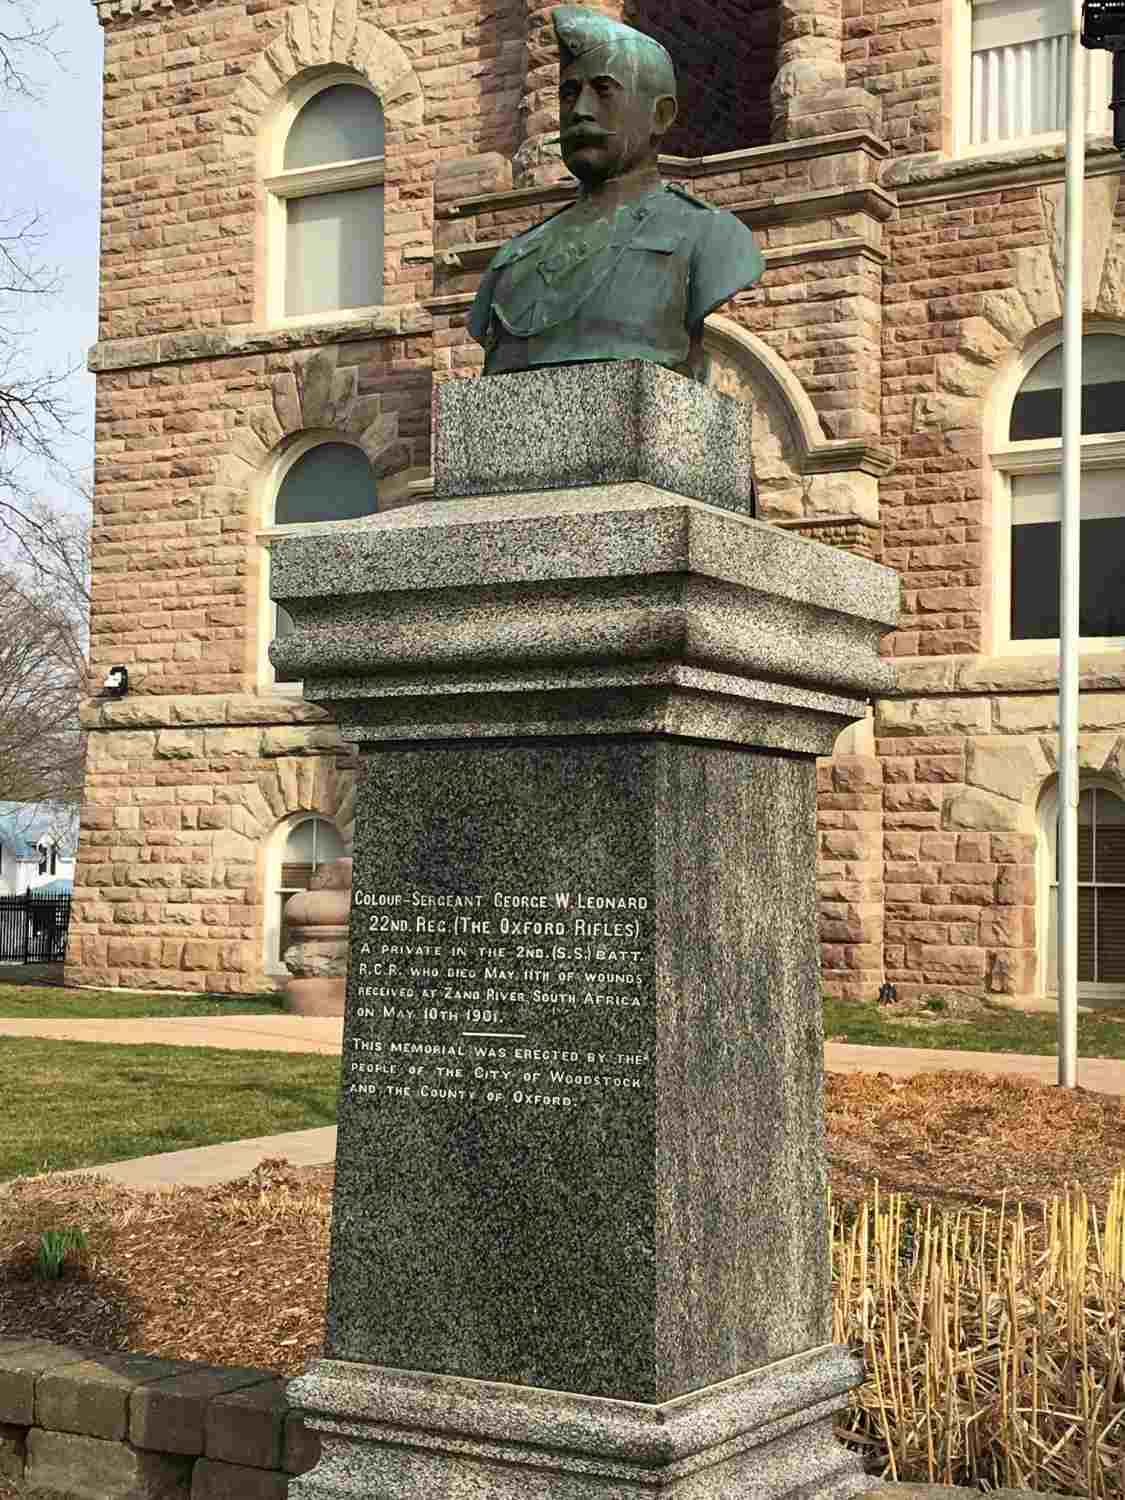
439;132;890;221
418;230;889;277
88;303;432;374
889;139;1125;203
92;0;205;22
888;651;1125;696
93;0;199;20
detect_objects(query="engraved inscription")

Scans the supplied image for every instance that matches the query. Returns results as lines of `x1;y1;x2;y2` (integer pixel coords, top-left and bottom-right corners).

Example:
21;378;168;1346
346;887;651;1110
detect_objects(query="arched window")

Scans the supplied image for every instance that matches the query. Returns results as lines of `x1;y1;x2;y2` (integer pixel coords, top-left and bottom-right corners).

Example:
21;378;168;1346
260;436;379;689
265;77;385;321
269;815;348;973
992;331;1125;650
1039;781;1125;998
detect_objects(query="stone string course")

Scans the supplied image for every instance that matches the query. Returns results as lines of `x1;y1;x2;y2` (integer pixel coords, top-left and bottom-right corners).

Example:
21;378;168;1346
0;1338;320;1500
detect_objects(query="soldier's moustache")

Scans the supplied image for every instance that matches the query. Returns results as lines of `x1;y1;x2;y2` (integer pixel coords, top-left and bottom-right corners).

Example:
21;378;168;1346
561;125;614;144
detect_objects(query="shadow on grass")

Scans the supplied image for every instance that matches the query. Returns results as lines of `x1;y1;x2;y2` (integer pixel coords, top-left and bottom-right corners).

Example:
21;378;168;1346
0;962;65;987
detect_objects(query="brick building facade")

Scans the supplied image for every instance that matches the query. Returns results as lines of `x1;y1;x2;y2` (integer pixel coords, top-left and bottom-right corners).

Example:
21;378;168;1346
73;0;1125;1005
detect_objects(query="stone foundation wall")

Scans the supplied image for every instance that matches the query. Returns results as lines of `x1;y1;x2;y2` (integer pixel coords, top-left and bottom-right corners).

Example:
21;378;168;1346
68;699;357;994
818;752;886;1002
875;662;1125;1003
0;1339;319;1500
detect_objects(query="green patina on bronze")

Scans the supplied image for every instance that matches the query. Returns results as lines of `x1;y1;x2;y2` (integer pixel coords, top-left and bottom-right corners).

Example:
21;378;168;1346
469;6;764;377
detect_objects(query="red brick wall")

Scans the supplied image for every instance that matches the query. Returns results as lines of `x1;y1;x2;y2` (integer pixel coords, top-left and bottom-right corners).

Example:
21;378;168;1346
90;341;428;697
843;0;943;154
628;0;778;154
881;186;1048;659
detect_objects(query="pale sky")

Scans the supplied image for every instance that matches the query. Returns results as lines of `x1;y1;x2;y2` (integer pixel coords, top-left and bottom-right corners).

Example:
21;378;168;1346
1;1;104;503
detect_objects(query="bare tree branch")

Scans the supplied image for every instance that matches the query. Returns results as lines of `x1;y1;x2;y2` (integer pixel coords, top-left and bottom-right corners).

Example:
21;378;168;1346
0;1;88;813
0;1;60;99
0;562;88;805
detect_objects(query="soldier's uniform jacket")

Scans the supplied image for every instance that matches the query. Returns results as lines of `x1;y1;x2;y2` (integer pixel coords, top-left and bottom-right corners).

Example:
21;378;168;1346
469;183;764;375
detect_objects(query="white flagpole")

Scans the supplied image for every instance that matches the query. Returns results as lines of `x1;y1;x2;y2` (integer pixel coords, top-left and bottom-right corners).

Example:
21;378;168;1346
1058;0;1085;1088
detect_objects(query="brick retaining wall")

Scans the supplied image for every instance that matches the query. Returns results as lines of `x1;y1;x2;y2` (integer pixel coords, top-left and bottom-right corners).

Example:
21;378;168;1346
0;1339;319;1500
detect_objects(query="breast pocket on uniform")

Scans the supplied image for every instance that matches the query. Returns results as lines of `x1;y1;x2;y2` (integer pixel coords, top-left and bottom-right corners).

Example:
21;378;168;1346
628;232;684;256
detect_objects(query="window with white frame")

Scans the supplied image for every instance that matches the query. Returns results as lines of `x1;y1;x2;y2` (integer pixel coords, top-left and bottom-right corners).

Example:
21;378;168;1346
266;76;385;321
967;0;1112;146
259;436;379;689
992;331;1125;649
270;815;348;972
1039;780;1125;996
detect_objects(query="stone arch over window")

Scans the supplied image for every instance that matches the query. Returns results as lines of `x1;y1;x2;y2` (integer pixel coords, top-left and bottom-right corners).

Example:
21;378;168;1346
222;6;423;158
911;180;1124;440
1037;768;1125;1001
702;315;882;524
204;340;420;696
221;3;423;324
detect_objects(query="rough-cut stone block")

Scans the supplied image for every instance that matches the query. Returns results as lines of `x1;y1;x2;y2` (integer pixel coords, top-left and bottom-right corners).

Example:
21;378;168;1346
131;1370;271;1456
0;1343;88;1425
943;787;1027;834
877;697;990;737
997;865;1036;905
966;738;1050;803
432;361;755;513
0;1420;26;1480
25;1428;193;1500
191;1458;288;1500
38;1353;197;1441
205;1380;285;1469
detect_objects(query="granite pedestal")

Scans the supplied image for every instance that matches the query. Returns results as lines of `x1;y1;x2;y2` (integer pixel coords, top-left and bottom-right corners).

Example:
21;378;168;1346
275;366;898;1500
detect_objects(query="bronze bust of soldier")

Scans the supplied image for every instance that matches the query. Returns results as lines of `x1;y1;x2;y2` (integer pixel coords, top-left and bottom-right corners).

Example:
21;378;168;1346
469;6;764;378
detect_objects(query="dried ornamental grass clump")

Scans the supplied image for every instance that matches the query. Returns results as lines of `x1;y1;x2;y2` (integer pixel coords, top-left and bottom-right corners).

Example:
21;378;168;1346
833;1173;1125;1497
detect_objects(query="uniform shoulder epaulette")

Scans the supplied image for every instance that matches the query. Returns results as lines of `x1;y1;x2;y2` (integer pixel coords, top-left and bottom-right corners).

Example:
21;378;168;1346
666;182;715;210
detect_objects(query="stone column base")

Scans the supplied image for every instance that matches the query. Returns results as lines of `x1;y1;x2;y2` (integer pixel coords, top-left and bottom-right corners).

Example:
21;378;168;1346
288;1346;872;1500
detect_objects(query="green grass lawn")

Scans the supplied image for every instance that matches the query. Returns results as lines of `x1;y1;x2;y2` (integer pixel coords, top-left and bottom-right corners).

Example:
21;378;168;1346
0;1037;340;1180
824;996;1125;1058
0;983;286;1020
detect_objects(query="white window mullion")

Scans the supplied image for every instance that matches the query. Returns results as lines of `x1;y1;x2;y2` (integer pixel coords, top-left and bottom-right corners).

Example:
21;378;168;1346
972;49;986;142
1018;40;1033;137
1054;32;1067;132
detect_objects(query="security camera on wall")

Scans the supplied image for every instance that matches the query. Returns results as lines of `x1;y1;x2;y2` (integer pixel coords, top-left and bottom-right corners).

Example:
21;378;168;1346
101;665;129;698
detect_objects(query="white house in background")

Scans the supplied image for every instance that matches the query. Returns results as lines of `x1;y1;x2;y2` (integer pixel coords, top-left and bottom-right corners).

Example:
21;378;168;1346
0;804;79;897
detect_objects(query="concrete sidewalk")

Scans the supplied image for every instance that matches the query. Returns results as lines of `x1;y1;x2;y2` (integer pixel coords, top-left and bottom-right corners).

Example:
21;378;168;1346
0;1014;345;1054
826;1041;1125;1096
61;1126;341;1190
3;1016;1124;1190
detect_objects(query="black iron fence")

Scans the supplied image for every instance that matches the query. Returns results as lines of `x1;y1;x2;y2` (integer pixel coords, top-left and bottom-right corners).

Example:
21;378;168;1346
0;893;72;963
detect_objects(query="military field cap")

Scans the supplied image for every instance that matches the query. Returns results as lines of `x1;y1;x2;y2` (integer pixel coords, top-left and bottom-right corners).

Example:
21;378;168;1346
552;7;677;94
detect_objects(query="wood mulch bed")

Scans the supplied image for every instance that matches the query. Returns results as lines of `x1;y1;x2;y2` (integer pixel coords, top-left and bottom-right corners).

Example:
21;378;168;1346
2;1070;1125;1378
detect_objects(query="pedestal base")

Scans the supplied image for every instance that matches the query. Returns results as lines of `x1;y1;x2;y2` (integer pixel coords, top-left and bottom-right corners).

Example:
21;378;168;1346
288;1346;871;1500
